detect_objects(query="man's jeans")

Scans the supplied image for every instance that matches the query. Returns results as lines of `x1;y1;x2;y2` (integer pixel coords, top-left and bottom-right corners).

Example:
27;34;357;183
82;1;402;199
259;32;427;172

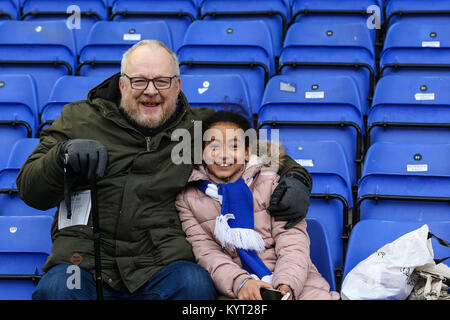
32;260;217;300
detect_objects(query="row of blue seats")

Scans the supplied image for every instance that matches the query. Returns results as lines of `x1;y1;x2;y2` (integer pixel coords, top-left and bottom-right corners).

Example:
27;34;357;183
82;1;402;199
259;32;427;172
0;0;388;57
2;217;449;300
1;0;447;50
0;136;448;245
1;0;447;54
0;110;450;220
0;214;337;299
2;112;448;225
274;139;449;288
1;0;446;27
1;16;449;115
3;0;415;23
0;137;448;298
2;70;449;180
0;15;383;61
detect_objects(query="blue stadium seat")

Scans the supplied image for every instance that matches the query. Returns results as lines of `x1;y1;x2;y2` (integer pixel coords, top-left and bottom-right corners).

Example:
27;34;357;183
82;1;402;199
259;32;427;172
0;215;53;300
77;20;173;77
368;75;450;146
356;142;450;223
291;0;383;44
4;138;39;168
178;20;276;116
257;74;364;182
385;0;450;28
0;140;11;172
279;20;376;114
40;75;104;134
0;74;38;169
285;140;354;286
111;0;197;52
180;74;252;123
0;138;55;216
0;20;77;111
343;219;450;283
199;0;291;57
380;18;450;77
0;0;19;20
21;0;108;52
306;217;337;291
22;0;108;20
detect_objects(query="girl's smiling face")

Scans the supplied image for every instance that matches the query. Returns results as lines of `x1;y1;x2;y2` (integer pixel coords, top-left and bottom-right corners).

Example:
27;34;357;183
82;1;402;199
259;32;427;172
203;122;250;180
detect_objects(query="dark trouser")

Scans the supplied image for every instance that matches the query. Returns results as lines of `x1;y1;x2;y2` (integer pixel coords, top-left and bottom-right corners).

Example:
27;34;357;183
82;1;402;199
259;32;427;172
32;260;217;300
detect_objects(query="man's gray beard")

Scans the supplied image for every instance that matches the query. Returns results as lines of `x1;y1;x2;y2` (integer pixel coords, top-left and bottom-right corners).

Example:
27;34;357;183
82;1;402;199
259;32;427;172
119;103;160;129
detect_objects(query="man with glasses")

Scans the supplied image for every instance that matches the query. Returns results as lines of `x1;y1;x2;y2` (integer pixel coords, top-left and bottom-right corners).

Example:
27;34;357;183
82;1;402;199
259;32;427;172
17;40;312;300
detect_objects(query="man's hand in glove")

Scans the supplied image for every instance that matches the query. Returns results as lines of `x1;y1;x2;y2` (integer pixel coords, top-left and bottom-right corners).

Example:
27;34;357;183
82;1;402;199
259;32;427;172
268;171;311;229
60;139;108;181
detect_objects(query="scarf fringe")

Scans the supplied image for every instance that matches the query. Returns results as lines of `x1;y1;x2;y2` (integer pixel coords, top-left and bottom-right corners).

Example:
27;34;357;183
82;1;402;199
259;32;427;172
214;214;266;252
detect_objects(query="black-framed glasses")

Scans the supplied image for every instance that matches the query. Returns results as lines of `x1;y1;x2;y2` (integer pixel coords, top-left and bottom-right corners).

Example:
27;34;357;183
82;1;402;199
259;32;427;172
122;74;178;90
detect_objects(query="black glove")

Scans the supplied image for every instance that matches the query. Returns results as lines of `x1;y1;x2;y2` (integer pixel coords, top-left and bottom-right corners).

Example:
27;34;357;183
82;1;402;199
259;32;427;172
268;171;311;229
60;139;108;181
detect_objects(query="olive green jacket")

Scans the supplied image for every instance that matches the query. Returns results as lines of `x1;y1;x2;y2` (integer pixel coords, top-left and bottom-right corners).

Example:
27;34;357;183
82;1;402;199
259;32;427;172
16;73;311;293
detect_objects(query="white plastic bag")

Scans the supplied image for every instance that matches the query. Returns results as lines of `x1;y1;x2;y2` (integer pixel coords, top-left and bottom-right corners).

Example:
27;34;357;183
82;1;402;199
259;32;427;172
341;224;436;300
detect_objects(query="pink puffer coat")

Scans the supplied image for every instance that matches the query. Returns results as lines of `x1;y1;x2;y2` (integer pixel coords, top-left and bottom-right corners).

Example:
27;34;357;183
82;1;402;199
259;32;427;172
176;156;340;300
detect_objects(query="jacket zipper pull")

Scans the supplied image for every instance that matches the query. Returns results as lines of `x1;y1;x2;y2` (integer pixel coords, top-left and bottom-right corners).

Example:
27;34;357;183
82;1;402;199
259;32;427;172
146;136;151;151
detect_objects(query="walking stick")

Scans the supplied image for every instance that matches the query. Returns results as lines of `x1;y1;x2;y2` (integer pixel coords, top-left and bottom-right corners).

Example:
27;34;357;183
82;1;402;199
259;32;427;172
63;154;104;300
90;178;104;300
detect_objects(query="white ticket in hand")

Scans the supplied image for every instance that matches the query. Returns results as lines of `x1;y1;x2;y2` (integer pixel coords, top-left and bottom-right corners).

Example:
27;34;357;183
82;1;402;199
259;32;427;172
58;190;91;230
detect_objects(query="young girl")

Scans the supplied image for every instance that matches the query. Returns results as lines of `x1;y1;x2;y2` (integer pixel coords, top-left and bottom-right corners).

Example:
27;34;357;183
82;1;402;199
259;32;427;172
176;111;340;300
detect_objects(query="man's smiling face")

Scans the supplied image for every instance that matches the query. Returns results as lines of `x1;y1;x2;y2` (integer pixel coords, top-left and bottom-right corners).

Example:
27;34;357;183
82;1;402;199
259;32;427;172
119;45;181;129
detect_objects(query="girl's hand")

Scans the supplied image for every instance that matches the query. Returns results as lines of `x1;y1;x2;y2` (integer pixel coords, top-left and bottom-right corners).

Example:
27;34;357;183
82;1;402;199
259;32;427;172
278;284;294;300
238;279;273;300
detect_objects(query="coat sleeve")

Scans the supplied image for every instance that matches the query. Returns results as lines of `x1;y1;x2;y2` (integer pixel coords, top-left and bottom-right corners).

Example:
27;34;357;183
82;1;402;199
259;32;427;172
176;190;252;298
269;179;311;298
16;104;74;210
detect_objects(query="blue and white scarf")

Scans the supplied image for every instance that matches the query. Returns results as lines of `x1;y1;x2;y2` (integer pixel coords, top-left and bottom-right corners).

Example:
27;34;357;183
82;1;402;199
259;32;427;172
196;177;273;284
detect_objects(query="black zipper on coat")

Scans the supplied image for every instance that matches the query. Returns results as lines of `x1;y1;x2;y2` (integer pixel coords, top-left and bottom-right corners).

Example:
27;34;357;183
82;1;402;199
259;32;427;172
145;137;151;151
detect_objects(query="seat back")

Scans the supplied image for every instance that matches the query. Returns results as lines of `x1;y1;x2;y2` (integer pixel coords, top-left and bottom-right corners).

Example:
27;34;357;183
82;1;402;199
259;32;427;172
0;20;77;109
306;217;336;291
200;0;290;56
292;0;383;43
78;20;173;77
279;20;376;114
287;140;353;273
0;74;38;168
258;74;364;182
385;0;450;27
40;75;104;133
21;0;108;52
0;138;55;216
5;138;39;168
0;215;53;300
111;0;197;51
368;75;450;146
178;20;275;115
180;74;252;123
357;142;450;222
285;140;353;206
0;0;19;20
342;220;450;283
380;18;450;77
22;0;108;19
